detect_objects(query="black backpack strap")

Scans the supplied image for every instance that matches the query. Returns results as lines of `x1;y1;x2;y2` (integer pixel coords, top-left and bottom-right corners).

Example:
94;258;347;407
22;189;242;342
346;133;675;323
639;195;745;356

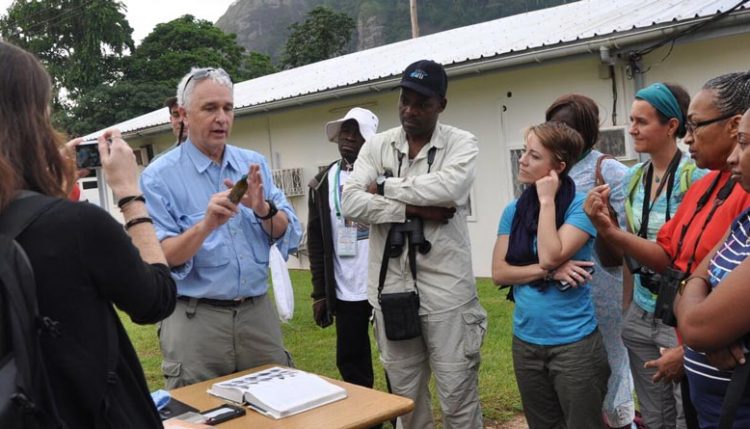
0;192;65;427
719;359;750;429
0;192;60;238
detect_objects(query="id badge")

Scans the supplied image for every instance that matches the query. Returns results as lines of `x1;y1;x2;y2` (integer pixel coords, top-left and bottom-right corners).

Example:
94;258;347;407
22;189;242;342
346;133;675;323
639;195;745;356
337;219;358;257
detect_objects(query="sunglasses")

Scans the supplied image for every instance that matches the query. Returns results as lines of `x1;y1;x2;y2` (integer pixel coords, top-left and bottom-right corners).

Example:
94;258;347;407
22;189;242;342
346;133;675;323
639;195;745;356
181;68;232;103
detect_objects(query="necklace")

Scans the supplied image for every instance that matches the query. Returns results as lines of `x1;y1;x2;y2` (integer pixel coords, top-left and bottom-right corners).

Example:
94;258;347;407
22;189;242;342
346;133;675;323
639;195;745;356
655;175;661;183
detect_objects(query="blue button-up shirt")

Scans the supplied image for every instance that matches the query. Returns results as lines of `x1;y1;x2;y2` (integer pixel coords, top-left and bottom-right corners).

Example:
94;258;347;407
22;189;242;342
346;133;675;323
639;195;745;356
140;140;302;299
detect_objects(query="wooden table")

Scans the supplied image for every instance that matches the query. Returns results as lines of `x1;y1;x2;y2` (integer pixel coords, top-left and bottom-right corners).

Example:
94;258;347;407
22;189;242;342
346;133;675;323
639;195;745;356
169;366;414;428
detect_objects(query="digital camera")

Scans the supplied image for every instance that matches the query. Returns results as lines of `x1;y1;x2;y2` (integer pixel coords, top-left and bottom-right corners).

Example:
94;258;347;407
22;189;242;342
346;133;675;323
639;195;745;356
75;141;101;169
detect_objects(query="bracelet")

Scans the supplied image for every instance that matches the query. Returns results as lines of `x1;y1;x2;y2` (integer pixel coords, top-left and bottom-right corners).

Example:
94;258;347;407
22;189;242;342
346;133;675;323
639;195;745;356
544;269;555;282
124;216;153;231
254;199;278;220
117;194;145;210
678;276;711;296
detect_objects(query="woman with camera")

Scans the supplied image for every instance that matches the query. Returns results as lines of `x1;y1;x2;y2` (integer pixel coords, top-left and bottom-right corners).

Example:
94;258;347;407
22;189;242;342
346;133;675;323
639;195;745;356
620;82;705;429
492;121;609;428
0;41;176;427
587;71;750;427
675;106;750;428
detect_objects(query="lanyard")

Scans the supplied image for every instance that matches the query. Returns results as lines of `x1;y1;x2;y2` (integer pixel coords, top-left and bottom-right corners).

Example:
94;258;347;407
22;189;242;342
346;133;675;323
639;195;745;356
637;150;682;237
333;160;344;219
672;171;736;273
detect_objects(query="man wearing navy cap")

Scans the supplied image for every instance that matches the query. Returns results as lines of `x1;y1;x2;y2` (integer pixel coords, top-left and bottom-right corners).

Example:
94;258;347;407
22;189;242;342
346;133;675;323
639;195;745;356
342;60;486;428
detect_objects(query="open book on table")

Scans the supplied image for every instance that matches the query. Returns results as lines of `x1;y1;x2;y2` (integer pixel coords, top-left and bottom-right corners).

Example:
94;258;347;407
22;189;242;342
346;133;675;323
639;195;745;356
207;366;347;419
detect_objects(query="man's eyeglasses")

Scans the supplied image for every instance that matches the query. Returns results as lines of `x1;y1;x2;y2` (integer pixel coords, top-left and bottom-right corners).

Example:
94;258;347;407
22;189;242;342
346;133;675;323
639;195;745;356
685;112;736;135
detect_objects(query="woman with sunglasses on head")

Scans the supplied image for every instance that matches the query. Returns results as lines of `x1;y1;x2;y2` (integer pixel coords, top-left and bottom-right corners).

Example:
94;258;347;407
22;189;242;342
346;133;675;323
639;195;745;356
676;106;750;429
546;93;635;429
0;41;176;428
587;71;750;428
492;122;609;428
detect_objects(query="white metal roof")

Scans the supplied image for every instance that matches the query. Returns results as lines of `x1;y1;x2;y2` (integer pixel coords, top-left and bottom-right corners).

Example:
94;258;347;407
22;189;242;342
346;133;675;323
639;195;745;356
93;0;749;138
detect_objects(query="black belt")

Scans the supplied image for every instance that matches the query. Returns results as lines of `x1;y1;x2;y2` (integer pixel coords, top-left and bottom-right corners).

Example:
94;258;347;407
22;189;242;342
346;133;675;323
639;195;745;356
178;295;255;308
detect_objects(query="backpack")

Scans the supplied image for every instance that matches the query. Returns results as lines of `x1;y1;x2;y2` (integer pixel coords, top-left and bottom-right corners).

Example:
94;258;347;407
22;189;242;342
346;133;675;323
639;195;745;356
0;192;66;428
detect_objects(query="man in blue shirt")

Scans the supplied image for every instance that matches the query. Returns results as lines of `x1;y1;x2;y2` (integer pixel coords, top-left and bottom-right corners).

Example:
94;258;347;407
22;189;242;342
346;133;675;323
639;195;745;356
141;67;302;389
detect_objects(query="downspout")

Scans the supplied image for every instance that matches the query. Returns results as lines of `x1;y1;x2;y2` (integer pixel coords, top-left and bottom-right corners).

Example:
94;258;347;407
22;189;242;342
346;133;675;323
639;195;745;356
627;53;648;162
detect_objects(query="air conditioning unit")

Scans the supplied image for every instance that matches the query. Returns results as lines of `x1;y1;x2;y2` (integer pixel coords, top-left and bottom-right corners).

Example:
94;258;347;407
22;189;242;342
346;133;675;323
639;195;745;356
272;168;305;197
597;126;634;160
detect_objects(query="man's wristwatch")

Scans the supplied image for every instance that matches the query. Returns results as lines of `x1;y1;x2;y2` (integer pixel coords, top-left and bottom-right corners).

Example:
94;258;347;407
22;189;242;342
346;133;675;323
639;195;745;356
255;199;278;220
376;175;387;196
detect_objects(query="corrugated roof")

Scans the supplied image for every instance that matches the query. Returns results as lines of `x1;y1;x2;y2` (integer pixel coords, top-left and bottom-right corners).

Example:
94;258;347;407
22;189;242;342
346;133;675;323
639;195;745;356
93;0;749;137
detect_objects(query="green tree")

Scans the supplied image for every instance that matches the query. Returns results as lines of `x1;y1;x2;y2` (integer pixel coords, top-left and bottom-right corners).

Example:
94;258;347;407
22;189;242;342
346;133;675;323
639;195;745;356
239;51;278;80
281;6;355;69
126;15;247;83
65;82;174;136
66;15;276;135
0;0;134;101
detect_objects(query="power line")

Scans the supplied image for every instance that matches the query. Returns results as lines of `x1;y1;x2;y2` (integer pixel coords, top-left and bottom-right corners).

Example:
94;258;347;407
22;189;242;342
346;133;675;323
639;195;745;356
5;0;97;40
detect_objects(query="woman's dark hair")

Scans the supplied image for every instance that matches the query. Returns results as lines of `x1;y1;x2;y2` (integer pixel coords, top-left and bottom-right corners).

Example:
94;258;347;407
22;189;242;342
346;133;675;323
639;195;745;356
703;71;750;116
657;83;690;138
545;94;599;151
0;41;72;211
525;121;584;175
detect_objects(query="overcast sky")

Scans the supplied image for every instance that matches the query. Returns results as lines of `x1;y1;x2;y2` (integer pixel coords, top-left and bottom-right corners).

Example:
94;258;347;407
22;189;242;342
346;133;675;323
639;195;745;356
0;0;237;44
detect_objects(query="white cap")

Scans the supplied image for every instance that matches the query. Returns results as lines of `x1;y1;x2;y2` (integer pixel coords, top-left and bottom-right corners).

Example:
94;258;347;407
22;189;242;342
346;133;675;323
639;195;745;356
325;107;379;143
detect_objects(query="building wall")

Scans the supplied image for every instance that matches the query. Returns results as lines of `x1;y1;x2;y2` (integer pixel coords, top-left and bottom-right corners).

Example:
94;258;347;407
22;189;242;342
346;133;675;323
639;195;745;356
117;31;750;278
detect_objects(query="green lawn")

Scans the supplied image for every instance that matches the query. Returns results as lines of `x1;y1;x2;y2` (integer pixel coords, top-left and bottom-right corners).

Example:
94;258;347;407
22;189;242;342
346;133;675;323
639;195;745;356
120;270;522;424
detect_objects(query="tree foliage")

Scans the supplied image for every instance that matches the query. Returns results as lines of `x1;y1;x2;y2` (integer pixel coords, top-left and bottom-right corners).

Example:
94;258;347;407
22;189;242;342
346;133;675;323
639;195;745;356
66;15;276;135
281;6;355;69
0;0;134;100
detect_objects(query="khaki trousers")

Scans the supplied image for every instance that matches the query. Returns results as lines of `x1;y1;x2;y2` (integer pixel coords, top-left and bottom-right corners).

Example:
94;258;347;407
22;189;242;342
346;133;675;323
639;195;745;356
159;293;292;389
373;299;487;429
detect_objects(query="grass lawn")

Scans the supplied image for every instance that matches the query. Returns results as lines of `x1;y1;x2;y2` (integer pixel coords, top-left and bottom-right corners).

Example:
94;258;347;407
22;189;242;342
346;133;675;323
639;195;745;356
120;269;522;424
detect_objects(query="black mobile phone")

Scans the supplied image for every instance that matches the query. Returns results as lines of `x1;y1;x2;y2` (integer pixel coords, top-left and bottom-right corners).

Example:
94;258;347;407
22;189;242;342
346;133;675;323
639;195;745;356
201;403;246;425
158;398;199;421
556;266;596;291
75;141;101;169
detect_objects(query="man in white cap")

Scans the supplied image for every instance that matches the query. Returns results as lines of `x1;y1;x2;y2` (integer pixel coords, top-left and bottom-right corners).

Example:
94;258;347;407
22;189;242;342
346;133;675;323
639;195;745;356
307;107;380;394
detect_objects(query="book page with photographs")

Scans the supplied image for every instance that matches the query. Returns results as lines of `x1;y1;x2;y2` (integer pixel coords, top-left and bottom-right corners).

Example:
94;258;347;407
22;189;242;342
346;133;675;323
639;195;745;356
208;367;347;419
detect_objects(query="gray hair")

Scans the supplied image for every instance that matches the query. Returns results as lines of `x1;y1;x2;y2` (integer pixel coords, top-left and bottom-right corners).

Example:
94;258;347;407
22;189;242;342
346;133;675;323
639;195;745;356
702;71;750;116
177;67;233;109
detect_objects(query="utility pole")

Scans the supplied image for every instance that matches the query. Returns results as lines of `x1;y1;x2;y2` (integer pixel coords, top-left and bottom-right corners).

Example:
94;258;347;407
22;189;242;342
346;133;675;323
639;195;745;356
410;0;420;38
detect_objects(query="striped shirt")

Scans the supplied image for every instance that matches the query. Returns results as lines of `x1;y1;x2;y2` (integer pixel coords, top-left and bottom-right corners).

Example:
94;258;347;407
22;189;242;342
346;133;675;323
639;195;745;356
684;208;750;428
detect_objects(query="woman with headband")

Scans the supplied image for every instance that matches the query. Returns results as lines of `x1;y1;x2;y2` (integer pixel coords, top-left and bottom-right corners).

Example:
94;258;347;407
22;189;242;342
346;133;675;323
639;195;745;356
621;82;705;429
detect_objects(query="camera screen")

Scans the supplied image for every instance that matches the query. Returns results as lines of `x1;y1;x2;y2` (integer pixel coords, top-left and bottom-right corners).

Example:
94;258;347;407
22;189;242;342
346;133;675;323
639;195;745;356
76;143;101;169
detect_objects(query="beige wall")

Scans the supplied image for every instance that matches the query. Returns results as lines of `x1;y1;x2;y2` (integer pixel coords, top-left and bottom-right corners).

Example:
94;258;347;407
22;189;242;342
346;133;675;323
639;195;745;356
116;31;750;278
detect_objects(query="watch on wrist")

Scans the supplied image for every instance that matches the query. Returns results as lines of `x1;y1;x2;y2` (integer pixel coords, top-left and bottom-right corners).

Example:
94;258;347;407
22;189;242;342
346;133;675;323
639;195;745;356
376;175;387;196
255;199;278;220
544;269;555;282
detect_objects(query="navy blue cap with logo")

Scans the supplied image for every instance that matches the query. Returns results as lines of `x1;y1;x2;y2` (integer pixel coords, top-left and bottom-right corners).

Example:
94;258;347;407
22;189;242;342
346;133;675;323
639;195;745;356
398;59;448;99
